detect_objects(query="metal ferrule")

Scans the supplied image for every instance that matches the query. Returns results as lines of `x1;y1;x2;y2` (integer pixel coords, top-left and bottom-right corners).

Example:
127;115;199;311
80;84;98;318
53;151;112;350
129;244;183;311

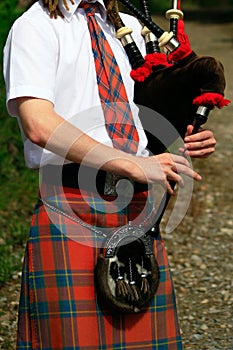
144;32;157;44
196;105;210;117
165;36;180;52
121;34;134;47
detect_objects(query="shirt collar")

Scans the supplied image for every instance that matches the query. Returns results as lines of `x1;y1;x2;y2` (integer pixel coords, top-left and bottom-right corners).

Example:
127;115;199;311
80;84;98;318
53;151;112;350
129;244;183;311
59;0;107;22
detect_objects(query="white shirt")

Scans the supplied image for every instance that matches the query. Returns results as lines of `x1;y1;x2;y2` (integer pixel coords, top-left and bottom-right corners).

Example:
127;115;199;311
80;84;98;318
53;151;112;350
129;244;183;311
3;0;148;168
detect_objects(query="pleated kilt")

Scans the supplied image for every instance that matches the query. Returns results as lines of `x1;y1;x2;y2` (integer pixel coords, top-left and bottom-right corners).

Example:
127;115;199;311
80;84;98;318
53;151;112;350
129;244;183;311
17;182;182;349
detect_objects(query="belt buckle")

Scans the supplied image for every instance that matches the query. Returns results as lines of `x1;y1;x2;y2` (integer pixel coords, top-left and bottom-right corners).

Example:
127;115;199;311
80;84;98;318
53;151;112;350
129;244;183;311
104;173;134;197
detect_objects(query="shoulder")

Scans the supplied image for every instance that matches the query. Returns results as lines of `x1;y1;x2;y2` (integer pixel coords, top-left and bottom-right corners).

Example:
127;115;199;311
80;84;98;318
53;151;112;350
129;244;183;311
3;2;60;88
11;2;50;28
7;2;62;45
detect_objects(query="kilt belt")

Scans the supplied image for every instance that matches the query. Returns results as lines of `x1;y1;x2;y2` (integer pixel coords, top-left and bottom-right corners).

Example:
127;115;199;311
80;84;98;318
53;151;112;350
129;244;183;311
40;163;151;196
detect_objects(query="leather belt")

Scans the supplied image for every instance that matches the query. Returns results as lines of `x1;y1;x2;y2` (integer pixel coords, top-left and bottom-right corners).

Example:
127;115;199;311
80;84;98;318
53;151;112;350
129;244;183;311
40;163;150;195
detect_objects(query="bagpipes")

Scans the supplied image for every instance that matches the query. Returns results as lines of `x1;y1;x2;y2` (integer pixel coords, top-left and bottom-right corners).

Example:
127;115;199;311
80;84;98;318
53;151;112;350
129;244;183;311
107;0;230;155
106;0;231;241
94;0;231;314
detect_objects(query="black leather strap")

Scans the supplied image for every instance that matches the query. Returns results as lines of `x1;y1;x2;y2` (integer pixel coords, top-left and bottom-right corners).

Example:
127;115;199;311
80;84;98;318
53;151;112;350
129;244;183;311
40;163;149;195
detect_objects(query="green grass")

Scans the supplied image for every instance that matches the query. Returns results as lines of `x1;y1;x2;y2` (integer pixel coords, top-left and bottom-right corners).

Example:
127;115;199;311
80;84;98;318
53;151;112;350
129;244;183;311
0;1;38;286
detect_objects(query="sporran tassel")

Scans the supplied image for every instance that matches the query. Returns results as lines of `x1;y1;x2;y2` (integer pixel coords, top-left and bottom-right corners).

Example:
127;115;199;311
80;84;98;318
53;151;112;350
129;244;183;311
115;264;130;299
128;258;141;303
140;273;150;295
129;281;141;302
116;276;130;298
139;257;150;295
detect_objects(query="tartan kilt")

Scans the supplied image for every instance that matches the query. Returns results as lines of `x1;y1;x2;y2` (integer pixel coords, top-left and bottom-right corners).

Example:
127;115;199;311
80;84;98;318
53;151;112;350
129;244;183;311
17;183;182;349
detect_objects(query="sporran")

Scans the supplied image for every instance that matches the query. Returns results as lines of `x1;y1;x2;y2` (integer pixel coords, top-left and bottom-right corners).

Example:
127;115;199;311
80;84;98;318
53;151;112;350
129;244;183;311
95;223;160;313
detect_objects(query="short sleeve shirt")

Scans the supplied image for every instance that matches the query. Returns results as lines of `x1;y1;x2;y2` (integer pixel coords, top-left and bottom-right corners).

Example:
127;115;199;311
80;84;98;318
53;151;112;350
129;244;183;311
3;0;148;168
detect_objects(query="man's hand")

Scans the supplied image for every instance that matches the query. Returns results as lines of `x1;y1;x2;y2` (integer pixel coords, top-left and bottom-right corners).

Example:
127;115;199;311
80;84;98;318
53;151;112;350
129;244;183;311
130;153;202;195
180;125;216;158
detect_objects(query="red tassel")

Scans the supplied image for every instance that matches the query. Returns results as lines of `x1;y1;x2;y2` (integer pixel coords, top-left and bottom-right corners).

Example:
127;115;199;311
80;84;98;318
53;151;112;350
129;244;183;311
144;53;171;68
130;53;172;82
193;92;231;109
168;44;192;63
130;63;152;82
168;20;192;63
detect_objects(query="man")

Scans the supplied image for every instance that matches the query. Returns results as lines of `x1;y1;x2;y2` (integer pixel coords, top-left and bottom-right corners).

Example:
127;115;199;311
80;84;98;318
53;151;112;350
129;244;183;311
4;0;216;348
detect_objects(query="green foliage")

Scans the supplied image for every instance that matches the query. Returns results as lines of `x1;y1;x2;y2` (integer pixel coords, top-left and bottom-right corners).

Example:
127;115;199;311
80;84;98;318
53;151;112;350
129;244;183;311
0;0;24;57
0;171;38;286
0;1;34;183
0;2;38;286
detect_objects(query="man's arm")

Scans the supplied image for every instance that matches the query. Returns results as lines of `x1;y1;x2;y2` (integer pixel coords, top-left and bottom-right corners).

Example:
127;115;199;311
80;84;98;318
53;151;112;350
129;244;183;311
16;97;202;194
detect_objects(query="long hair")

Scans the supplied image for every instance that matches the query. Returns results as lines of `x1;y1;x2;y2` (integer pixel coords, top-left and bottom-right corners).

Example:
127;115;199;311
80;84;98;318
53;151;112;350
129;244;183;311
42;0;121;26
42;0;74;18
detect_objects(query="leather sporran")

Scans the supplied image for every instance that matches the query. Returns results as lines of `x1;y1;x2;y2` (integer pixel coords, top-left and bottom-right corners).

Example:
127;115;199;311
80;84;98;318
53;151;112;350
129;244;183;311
95;223;160;313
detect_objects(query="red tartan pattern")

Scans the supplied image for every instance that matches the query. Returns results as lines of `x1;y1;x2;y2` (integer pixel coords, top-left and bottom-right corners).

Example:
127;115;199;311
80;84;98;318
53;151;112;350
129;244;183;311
82;2;139;154
17;185;182;349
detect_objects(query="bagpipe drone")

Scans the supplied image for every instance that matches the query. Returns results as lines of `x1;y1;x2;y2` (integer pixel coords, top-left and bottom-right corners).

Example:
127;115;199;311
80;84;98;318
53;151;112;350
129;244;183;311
107;0;230;155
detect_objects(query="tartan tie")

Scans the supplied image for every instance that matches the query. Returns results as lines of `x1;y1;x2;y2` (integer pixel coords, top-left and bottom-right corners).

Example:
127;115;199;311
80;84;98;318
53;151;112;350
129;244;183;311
81;2;139;154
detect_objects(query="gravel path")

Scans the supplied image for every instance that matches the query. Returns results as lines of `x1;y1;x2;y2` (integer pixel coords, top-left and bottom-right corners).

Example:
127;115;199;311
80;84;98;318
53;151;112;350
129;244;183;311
160;17;233;350
0;14;233;350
